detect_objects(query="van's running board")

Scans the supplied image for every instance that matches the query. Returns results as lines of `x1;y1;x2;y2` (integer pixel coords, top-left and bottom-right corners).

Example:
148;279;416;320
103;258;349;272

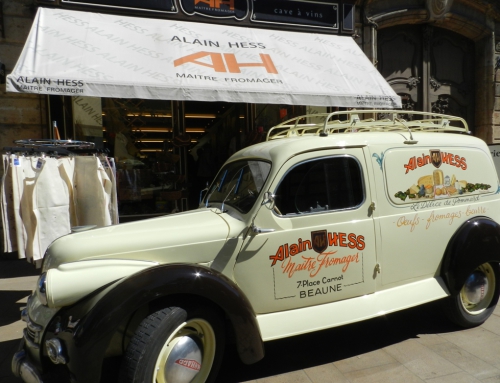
257;277;449;341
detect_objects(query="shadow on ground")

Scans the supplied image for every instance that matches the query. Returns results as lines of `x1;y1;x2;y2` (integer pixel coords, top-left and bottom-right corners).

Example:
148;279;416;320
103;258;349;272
0;255;39;279
0;291;32;326
216;299;459;383
0;339;22;383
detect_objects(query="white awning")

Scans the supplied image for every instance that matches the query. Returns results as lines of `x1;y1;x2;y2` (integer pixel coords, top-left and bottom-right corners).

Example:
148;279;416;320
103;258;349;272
7;7;401;108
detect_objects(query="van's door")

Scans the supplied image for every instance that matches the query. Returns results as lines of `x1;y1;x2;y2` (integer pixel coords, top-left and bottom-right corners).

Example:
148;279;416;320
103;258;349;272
234;148;377;314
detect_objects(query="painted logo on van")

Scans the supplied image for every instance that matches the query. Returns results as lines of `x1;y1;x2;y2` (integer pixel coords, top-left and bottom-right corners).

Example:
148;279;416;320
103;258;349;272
311;230;328;253
394;171;491;202
269;230;365;267
430;149;442;168
175;358;201;371
404;149;467;174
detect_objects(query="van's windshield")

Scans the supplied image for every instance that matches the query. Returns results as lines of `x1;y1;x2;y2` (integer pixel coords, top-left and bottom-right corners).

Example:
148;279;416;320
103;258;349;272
204;160;271;214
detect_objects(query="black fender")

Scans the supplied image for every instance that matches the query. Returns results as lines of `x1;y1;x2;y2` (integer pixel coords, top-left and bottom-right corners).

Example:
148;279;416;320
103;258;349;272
53;264;265;382
442;216;500;294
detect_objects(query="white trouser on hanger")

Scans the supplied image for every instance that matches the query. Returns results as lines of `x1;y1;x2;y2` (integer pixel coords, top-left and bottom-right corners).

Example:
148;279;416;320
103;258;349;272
12;157;38;262
32;157;72;263
1;154;18;253
101;156;119;225
58;157;77;227
74;157;112;227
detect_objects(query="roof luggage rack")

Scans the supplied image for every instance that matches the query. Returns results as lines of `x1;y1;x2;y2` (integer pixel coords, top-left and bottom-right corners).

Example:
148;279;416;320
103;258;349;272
266;109;470;141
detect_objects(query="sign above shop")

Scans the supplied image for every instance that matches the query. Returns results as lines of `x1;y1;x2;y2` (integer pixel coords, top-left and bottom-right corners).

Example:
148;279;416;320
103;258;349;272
39;0;356;34
7;7;401;108
180;0;249;20
252;0;339;30
61;0;177;13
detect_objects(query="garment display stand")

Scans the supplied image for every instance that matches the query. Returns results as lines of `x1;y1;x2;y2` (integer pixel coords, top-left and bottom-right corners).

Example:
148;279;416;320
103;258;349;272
1;139;118;267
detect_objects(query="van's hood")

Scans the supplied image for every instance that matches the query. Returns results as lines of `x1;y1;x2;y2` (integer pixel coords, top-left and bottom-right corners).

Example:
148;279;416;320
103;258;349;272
43;208;232;270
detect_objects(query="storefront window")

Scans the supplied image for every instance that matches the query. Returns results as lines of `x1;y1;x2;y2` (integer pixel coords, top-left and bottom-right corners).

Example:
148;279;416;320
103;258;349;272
101;99;252;219
49;95;313;220
102;99;175;219
254;104;307;133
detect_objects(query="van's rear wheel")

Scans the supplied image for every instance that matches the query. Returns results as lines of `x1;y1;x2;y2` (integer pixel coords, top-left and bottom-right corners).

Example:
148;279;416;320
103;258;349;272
445;262;500;328
122;306;225;383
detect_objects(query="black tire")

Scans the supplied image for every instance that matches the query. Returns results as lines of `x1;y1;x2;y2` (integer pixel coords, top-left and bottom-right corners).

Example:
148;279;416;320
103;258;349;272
444;262;500;328
121;305;225;383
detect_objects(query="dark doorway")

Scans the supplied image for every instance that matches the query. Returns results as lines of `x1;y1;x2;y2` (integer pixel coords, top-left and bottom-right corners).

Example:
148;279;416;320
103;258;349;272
378;25;475;133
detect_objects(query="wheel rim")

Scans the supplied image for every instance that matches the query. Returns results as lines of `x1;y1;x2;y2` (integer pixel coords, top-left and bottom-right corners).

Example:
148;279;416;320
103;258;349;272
153;318;216;383
460;263;496;315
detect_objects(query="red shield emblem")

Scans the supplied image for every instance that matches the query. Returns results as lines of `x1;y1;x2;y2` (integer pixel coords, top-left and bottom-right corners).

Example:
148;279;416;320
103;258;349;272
430;149;442;168
311;230;328;254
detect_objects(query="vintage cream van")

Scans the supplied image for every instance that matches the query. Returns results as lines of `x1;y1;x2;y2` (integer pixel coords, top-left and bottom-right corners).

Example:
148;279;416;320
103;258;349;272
13;110;500;383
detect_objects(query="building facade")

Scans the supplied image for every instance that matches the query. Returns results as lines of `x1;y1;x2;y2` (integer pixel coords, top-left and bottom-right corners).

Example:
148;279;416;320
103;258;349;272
362;0;500;143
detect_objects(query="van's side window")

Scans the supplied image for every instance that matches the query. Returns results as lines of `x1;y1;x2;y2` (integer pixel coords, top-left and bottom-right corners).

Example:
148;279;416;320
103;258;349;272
274;156;364;216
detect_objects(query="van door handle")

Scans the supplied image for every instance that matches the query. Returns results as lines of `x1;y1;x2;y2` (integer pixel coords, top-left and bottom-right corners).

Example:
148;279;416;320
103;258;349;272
252;225;275;234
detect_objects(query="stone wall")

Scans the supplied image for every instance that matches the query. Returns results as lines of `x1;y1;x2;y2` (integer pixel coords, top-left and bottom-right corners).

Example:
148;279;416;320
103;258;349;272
0;0;47;153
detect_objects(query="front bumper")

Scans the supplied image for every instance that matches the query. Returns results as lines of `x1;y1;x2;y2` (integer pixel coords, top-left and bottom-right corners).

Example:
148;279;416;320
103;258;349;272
11;296;65;383
12;340;44;383
12;285;123;383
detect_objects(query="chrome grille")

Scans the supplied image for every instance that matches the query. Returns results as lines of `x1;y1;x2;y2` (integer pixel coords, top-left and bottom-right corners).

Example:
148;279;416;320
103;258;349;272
25;326;36;341
23;314;43;348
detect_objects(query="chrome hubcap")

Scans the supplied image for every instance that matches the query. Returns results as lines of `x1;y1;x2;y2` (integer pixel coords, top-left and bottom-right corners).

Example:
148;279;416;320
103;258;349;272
154;318;216;383
164;336;202;383
460;263;496;315
463;271;488;305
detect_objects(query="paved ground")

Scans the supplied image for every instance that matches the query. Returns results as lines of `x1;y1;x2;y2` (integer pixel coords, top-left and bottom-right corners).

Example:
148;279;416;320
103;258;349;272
1;256;500;383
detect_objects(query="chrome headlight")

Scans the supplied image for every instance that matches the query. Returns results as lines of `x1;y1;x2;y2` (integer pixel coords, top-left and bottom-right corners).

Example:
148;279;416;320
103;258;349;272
46;338;67;364
36;273;48;306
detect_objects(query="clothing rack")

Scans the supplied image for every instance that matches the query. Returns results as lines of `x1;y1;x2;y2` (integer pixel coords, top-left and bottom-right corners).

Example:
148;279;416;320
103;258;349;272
3;139;98;156
1;139;118;267
3;146;79;156
3;146;111;157
13;139;96;149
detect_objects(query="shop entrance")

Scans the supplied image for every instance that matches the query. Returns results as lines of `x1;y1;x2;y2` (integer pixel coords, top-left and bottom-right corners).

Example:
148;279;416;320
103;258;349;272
99;99;247;219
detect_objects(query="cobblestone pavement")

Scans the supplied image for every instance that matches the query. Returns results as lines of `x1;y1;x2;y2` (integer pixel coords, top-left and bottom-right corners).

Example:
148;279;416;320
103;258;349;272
2;257;500;383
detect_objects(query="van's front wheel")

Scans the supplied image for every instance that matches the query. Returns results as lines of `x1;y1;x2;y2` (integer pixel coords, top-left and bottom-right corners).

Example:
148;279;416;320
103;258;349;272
122;306;225;383
445;262;500;328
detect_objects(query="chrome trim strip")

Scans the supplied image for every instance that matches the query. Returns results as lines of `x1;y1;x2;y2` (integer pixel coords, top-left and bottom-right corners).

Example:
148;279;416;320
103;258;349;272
23;329;40;350
27;320;42;333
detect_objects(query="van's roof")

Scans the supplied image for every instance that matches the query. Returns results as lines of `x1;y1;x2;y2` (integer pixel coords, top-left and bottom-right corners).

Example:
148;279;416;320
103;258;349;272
231;131;487;165
230;110;486;164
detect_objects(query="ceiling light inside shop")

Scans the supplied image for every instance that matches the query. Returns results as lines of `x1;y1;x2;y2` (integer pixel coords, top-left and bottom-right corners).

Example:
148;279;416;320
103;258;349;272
126;113;172;118
185;113;216;118
135;139;166;143
130;128;206;133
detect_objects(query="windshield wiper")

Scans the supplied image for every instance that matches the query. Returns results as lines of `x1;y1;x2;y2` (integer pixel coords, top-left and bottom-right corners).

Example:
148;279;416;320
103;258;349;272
204;182;218;207
220;184;236;212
